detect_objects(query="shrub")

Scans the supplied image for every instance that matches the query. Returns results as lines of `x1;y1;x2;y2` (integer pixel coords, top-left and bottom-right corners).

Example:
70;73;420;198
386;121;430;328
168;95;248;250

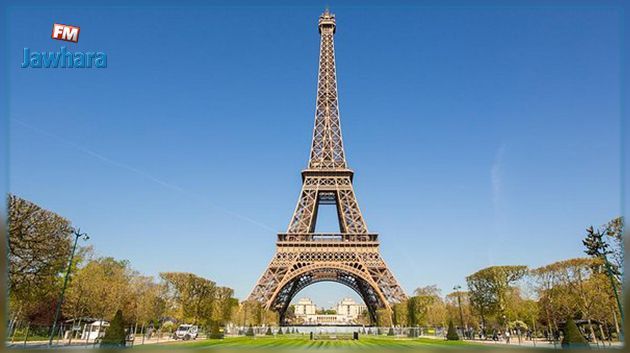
245;324;254;337
265;327;273;336
561;319;589;349
100;310;126;348
387;327;395;336
446;320;459;341
277;327;283;335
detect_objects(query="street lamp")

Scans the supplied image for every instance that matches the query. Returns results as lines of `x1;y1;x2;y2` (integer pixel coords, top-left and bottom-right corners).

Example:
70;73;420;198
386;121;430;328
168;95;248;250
453;285;466;338
48;228;89;346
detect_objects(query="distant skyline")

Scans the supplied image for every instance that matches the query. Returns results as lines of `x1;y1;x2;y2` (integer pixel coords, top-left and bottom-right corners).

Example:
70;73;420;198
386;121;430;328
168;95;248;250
8;1;622;305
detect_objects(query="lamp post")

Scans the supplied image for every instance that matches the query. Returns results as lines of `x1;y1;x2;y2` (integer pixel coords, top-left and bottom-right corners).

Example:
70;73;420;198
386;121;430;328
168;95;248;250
453;285;466;338
48;228;89;346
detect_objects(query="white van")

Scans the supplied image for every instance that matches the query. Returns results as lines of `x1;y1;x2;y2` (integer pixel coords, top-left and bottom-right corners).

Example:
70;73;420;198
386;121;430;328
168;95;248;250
173;324;199;340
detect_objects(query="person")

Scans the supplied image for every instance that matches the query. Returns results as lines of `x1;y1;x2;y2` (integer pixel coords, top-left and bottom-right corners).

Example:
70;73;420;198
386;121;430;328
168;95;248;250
505;329;511;344
492;330;498;341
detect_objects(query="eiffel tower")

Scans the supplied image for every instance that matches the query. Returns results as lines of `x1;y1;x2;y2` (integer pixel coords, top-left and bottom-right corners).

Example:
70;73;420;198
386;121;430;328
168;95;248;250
247;10;406;324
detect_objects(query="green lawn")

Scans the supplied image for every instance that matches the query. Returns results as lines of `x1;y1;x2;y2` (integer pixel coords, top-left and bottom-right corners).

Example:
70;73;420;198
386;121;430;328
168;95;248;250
137;335;495;350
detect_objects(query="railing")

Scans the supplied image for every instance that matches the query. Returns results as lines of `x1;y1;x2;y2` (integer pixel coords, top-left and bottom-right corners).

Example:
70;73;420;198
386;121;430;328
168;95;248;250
277;233;378;242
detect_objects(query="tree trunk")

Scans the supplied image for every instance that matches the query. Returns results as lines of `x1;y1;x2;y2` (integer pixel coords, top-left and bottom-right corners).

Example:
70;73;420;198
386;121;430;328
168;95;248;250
10;320;20;343
612;307;620;338
598;324;607;346
586;319;597;346
22;323;30;346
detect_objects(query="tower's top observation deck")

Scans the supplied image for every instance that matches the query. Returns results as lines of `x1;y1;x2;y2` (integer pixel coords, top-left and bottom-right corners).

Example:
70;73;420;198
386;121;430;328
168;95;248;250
318;9;336;34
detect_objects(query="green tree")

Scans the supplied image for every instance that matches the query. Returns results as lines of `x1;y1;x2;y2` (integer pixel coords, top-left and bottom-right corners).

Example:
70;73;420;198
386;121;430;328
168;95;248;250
408;285;446;328
376;308;393;327
7;195;75;326
583;217;623;282
245;324;254;337
392;300;408;327
160;272;217;325
446;319;459;340
466;265;528;328
583;217;624;335
561;319;588;348
63;257;133;323
445;290;478;330
533;258;607;344
208;320;224;339
101;309;126;347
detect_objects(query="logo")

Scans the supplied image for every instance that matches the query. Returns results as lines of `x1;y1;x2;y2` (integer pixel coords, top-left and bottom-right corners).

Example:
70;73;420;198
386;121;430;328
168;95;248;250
22;47;107;68
51;23;80;43
21;23;107;69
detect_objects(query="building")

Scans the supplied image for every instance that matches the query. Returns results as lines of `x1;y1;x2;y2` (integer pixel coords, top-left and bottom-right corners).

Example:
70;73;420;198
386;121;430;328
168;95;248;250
293;297;366;325
294;298;317;317
336;298;367;321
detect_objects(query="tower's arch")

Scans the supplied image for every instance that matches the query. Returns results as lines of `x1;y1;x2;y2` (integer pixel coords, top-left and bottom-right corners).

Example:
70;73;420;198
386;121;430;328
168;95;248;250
269;264;388;323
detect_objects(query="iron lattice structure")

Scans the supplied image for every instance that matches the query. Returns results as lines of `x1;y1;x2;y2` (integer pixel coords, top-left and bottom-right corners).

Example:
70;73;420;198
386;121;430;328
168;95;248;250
247;10;407;324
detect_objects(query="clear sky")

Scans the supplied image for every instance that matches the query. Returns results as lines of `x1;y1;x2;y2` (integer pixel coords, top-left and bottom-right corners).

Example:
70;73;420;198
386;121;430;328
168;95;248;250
7;0;623;307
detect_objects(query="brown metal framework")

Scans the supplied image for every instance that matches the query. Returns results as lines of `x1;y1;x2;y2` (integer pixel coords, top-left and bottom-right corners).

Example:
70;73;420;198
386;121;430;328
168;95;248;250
247;10;406;324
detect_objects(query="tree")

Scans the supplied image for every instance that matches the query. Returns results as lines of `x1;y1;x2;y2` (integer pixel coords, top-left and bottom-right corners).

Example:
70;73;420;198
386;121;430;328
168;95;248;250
408;285;446;328
234;300;275;326
7;195;75;326
392;300;408;327
213;287;238;326
583;217;623;282
466;265;528;329
446;320;459;340
532;258;611;344
208;320;224;339
445;290;478;331
583;217;624;333
63;257;133;323
407;296;421;326
245;324;254;337
101;309;126;347
160;272;217;325
127;275;165;337
376;308;393;327
561;319;588;348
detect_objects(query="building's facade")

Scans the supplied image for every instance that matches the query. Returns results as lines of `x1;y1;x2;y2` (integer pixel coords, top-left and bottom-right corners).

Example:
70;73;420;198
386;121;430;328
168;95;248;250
336;298;366;321
293;297;366;324
294;298;317;316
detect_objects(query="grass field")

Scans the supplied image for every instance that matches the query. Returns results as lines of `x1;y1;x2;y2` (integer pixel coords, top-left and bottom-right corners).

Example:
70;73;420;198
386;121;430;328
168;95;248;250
139;335;494;350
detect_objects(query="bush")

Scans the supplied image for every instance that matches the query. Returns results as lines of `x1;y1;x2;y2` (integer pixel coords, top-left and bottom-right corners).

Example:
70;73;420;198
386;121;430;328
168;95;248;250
245;324;254;337
100;309;126;348
387;327;395;336
265;327;273;335
446;320;459;341
277;327;283;335
561;319;589;349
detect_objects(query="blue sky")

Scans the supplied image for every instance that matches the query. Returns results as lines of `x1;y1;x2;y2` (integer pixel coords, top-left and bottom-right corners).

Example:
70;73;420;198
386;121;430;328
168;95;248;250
7;1;623;307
